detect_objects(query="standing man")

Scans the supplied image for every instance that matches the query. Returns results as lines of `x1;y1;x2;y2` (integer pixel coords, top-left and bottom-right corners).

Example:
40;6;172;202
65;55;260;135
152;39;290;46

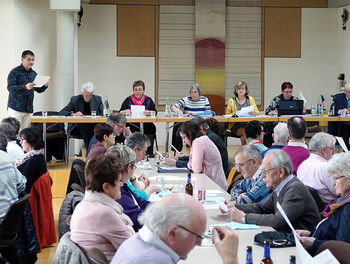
7;50;50;130
59;82;103;149
328;82;350;149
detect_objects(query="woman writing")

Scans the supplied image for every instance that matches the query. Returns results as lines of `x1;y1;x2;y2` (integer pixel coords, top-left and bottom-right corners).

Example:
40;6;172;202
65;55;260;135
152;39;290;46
245;120;267;154
226;81;259;145
119;80;157;156
70;154;134;262
297;152;350;256
178;121;228;191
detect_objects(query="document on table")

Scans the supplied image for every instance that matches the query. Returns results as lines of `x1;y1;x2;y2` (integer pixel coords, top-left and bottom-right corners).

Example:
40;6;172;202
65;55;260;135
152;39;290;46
149;175;184;181
238;105;254;117
131;105;145;117
157;166;189;173
335;136;349;152
210;222;259;230
33;75;50;87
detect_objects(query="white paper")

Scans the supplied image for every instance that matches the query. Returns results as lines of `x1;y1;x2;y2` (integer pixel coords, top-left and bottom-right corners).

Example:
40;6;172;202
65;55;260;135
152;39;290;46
238;105;254;117
131;105;145;117
276;202;300;239
149;175;184;181
216;201;228;213
299;91;307;104
203;204;220;210
33;75;50;87
294;232;313;264
309;249;340;264
335;136;349;152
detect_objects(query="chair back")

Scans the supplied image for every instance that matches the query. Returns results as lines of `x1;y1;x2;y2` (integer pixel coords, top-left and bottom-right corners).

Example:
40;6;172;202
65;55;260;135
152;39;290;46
73;163;86;190
203;94;226;115
307;187;326;212
0;194;31;247
88;248;109;264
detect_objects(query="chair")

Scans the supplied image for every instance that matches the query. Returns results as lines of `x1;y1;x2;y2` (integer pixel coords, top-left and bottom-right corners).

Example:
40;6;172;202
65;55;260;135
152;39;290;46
0;194;31;247
307;187;326;212
315;240;350;264
88;248;109;264
203;94;226;115
66;159;86;195
66;132;85;163
32;111;67;162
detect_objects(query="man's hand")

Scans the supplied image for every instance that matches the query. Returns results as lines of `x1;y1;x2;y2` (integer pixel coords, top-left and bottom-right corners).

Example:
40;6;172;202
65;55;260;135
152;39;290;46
213;226;239;264
228;207;245;223
25;83;35;90
44;77;51;86
123;126;131;137
71;111;84;117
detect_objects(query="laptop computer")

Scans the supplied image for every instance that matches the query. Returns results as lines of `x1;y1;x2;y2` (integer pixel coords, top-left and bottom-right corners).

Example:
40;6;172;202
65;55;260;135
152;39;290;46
277;100;304;116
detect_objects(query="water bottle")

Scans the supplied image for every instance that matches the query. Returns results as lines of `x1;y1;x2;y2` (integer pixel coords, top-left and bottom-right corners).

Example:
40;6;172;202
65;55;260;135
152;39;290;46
104;96;110;117
260;239;273;264
246;246;253;264
289;255;296;264
185;172;193;196
318;96;323;116
311;95;317;116
165;96;171;117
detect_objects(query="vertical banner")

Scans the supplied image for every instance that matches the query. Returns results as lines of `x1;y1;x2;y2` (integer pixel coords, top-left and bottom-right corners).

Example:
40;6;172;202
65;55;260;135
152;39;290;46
195;0;225;97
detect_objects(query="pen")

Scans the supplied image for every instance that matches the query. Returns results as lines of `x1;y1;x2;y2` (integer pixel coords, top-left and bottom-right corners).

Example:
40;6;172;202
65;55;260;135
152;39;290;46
156;151;165;160
171;144;181;154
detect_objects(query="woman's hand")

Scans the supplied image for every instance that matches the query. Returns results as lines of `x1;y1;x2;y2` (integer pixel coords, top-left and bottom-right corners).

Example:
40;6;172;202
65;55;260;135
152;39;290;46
138;174;150;188
295;229;310;237
122;109;131;116
144;185;161;198
144;110;150;116
299;236;315;250
248;111;256;116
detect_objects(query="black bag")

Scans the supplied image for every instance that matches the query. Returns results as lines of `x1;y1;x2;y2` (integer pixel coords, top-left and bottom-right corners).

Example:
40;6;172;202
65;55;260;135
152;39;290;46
254;231;295;248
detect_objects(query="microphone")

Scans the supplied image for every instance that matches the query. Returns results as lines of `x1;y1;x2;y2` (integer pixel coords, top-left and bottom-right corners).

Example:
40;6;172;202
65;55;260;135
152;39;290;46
320;94;325;102
330;94;335;98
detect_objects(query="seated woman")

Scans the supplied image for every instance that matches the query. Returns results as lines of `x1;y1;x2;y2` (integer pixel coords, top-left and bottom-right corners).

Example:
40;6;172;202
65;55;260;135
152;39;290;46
119;80;157;157
297;152;350;256
171;83;211;152
106;144;150;232
178;121;228;191
86;123;115;162
245;120;267;154
226;81;259;145
15;127;56;250
70;154;134;262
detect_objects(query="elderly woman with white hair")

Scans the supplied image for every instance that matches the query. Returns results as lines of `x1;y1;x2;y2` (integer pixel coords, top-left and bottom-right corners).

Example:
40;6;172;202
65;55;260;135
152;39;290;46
59;81;104;149
297;151;350;256
171;83;211;152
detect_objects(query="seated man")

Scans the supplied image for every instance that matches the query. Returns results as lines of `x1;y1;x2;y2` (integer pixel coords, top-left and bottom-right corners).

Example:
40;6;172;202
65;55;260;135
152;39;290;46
112;193;239;264
0;123;23;161
297;132;337;204
261;122;289;157
59;82;103;149
227;149;320;232
229;145;272;204
282;116;310;176
87;113;131;155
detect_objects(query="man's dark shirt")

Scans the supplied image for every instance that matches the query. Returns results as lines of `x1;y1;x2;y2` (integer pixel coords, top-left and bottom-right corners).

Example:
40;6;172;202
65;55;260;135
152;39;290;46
7;64;48;113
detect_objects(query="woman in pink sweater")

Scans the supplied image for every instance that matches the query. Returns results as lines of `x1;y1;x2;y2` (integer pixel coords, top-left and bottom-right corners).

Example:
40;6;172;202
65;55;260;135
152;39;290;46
178;121;228;191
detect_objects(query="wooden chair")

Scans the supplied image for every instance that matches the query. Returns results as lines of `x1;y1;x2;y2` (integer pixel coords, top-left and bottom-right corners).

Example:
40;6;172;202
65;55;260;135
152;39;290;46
203;94;226;116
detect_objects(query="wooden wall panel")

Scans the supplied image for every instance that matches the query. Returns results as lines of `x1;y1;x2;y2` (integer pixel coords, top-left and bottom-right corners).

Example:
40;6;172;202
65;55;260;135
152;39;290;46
91;0;160;4
117;5;155;56
261;0;327;7
264;7;301;57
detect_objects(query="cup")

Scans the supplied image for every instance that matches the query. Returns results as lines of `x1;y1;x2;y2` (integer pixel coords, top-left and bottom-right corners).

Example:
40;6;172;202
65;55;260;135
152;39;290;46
154;153;161;165
339;109;346;117
156;176;165;197
198;187;206;203
126;111;131;118
151;111;156;118
42;111;47;118
91;111;96;117
177;111;183;118
173;183;181;193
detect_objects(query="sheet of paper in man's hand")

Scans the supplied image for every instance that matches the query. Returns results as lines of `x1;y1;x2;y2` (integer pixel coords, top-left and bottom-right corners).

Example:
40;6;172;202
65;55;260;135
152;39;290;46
33;75;50;87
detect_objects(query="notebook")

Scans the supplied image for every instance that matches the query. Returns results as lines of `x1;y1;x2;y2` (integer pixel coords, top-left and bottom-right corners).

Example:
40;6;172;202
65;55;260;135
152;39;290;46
278;100;304;116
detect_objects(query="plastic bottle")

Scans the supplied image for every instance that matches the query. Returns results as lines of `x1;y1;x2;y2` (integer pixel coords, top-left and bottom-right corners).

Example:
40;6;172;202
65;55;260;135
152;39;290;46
289;255;296;264
260;239;273;264
318;96;323;116
165;96;171;117
185;172;193;196
311;95;317;116
104;96;110;117
246;245;253;264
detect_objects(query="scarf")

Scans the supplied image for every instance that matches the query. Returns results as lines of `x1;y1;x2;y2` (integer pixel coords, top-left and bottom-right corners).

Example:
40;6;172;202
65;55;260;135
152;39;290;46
322;188;350;218
84;190;134;228
15;149;44;167
131;94;145;105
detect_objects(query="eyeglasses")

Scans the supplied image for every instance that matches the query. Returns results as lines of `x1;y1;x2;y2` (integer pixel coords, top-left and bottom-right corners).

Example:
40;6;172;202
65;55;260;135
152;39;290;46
283;90;293;94
181;135;187;140
333;175;345;181
130;163;136;169
261;168;276;175
116;123;125;129
344;90;350;94
177;225;205;240
234;159;252;168
325;147;335;153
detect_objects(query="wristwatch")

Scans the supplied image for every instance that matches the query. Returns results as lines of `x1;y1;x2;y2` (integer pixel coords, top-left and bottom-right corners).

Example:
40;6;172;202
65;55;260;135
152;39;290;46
242;215;246;224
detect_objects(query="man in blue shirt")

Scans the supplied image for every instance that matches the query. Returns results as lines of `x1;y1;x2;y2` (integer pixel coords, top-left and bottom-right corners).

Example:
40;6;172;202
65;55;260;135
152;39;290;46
7;50;50;130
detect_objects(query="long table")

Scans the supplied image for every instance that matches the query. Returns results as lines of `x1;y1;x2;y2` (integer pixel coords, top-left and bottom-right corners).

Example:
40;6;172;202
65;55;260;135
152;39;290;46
137;162;300;264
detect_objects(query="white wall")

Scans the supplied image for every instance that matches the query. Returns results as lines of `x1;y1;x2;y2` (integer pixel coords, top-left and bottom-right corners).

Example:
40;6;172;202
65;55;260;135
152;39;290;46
337;5;350;85
264;8;339;111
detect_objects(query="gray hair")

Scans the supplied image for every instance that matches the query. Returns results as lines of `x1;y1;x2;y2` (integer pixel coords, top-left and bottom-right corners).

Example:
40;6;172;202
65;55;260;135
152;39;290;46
309;132;336;153
125;132;150;150
106;144;136;170
190;116;209;131
265;149;293;176
138;202;192;240
189;83;202;96
273;123;289;143
234;145;262;164
81;82;95;93
0;133;7;152
107;113;126;126
0;123;16;141
326;152;350;179
1;117;20;135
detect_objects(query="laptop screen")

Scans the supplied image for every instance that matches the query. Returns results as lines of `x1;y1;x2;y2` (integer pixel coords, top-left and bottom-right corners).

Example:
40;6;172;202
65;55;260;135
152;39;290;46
278;100;304;116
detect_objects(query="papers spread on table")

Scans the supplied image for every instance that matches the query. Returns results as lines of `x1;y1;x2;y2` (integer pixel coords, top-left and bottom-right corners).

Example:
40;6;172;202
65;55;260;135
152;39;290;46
157;166;189;173
210;222;259;230
149;175;184;181
33;75;50;87
130;105;145;117
308;249;340;264
238;105;254;117
202;203;219;210
335;136;349;152
205;197;225;202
